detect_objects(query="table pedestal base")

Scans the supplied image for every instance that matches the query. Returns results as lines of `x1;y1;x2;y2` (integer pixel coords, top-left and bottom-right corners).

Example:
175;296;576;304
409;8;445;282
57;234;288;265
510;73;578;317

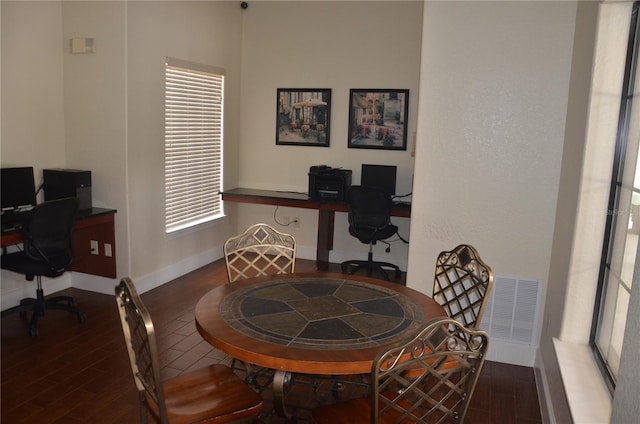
273;370;294;419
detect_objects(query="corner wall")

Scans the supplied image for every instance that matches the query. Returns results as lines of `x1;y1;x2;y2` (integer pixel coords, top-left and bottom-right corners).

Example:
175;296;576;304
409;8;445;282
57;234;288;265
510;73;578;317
537;1;601;420
62;0;129;290
125;1;244;287
1;1;69;306
235;1;423;269
409;1;577;295
540;2;634;422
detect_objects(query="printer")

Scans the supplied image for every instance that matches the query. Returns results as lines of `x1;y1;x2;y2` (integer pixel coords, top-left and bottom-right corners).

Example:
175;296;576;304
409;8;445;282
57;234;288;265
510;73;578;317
308;165;352;201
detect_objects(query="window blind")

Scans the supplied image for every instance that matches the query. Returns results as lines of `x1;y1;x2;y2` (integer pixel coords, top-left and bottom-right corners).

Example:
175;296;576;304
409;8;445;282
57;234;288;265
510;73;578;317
165;58;224;233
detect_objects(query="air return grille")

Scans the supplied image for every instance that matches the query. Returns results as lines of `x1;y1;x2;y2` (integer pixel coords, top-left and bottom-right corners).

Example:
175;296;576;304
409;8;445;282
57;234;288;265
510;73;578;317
479;276;542;345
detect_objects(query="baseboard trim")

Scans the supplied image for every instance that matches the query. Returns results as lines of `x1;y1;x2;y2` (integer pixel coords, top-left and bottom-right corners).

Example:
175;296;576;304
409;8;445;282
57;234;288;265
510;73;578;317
485;339;537;366
1;273;72;311
535;351;556;424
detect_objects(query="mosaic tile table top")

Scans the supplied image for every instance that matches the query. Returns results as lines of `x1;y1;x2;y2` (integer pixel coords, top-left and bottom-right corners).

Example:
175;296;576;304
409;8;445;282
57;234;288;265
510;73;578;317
219;277;425;350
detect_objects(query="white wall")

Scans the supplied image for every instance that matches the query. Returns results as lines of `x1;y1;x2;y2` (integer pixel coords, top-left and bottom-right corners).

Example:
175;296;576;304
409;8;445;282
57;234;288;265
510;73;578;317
62;0;129;292
1;1;244;298
545;3;638;422
0;0;421;301
125;1;243;291
1;1;66;173
1;1;71;307
5;2;638;420
235;1;422;269
557;0;629;346
1;1;132;300
409;1;577;300
538;1;601;420
0;0;577;338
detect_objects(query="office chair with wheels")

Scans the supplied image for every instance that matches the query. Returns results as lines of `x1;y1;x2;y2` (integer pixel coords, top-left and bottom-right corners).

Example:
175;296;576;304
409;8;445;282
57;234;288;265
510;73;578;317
115;278;264;424
341;186;401;281
311;317;490;424
1;197;85;336
433;244;494;329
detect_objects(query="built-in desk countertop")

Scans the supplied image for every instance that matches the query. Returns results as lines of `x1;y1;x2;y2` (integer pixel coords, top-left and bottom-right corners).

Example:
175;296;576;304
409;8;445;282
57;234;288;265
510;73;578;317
221;188;410;270
1;208;117;278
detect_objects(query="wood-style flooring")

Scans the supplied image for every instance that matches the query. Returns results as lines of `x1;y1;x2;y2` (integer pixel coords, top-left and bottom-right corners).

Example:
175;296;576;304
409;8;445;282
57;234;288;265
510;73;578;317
1;259;543;423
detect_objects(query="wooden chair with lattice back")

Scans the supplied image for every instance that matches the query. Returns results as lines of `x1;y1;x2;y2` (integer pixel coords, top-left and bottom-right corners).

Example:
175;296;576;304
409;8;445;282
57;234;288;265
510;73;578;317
311;317;490;423
115;278;263;424
224;223;296;283
398;245;493;384
432;244;493;329
223;223;296;388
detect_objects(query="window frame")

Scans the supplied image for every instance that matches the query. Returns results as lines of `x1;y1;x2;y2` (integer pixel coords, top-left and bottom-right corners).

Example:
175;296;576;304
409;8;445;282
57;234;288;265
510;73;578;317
590;1;640;393
164;57;225;234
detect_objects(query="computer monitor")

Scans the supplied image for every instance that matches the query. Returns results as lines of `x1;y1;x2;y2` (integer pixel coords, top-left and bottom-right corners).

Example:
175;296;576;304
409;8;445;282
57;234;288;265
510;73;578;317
1;167;37;212
361;164;397;196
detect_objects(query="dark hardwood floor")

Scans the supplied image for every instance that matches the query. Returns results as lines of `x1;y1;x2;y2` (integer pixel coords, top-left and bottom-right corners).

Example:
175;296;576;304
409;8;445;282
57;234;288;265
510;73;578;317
1;259;542;423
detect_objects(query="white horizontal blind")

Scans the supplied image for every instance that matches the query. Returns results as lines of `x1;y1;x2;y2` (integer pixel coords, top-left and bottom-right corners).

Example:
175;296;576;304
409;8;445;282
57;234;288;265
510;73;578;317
165;58;224;233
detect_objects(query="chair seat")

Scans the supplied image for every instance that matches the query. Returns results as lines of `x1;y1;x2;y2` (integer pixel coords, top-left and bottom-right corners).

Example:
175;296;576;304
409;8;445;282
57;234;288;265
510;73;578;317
116;278;263;424
1;251;68;279
312;318;487;424
0;197;81;336
148;363;263;424
342;186;402;281
341;257;401;281
349;223;398;245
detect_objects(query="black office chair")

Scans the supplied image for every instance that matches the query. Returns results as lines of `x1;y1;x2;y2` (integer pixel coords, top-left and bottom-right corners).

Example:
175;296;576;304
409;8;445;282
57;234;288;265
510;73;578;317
341;185;401;281
1;197;86;336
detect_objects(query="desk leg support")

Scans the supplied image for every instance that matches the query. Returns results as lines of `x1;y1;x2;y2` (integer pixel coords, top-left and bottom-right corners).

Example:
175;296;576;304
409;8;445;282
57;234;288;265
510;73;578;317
273;370;294;419
316;210;334;270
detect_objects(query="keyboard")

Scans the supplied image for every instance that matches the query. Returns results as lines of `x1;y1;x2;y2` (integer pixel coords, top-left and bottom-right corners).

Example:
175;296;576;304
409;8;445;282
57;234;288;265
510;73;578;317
393;200;411;207
1;210;28;232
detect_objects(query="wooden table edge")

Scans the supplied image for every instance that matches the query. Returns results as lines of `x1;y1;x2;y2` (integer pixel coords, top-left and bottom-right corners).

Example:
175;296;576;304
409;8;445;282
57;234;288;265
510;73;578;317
195;272;445;375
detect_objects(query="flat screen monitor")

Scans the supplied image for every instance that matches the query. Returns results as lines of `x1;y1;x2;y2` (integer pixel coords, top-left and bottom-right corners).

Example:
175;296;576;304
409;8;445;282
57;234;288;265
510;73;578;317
361;164;397;196
1;167;36;212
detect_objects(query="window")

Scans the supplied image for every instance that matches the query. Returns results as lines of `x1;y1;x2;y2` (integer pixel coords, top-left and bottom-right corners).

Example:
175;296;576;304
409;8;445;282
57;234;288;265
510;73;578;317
164;58;224;233
591;2;640;392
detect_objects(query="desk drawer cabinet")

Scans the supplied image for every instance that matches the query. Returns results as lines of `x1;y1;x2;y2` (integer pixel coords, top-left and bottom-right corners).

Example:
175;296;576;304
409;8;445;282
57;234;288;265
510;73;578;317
72;210;117;278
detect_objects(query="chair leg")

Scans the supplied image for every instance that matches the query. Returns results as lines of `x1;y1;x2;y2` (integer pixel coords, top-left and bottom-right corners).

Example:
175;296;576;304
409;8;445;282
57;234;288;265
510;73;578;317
45;296;86;324
341;244;401;282
1;276;86;336
138;391;148;424
1;297;37;318
347;263;401;281
27;286;47;337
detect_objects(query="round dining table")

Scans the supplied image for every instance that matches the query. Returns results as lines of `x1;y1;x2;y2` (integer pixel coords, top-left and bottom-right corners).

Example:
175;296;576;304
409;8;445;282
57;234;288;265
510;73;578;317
195;272;446;417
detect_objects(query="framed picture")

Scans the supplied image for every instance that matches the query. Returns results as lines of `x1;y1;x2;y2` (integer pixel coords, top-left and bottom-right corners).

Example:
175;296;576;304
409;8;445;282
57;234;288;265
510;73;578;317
348;89;409;150
276;88;331;147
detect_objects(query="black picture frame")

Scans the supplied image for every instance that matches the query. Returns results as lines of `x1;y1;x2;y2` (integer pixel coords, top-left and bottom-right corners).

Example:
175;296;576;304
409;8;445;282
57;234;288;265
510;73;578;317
276;88;331;147
348;89;409;150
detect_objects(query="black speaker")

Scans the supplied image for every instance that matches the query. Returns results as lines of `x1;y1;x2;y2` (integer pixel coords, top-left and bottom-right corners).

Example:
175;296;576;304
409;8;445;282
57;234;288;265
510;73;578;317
43;169;92;211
